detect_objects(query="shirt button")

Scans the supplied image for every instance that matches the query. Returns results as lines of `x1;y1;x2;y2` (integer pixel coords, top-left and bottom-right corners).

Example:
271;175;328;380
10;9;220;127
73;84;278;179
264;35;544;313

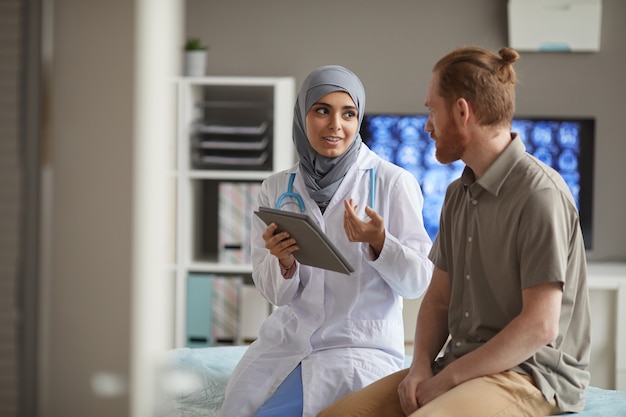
455;341;462;347
468;236;472;242
472;199;478;205
465;274;470;280
464;311;470;318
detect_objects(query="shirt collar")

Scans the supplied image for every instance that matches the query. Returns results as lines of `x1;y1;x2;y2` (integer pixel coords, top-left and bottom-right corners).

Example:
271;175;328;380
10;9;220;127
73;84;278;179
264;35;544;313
461;133;526;196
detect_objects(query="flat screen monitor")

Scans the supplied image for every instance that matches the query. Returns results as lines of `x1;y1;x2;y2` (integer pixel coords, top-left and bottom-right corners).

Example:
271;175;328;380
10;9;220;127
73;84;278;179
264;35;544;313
360;114;595;249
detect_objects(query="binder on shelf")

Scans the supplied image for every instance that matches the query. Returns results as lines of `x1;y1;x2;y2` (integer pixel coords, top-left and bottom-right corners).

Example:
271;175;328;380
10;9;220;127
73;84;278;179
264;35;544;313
217;181;262;265
186;274;213;348
218;182;247;264
239;284;270;344
254;207;355;275
244;183;262;263
211;276;242;345
186;274;244;347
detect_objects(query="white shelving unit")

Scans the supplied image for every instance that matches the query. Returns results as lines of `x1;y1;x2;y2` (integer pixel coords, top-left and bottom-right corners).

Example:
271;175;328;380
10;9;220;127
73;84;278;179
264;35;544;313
172;76;295;347
586;262;626;390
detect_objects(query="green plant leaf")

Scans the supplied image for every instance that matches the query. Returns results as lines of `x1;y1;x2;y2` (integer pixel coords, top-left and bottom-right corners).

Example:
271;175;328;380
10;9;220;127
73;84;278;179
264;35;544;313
184;38;207;51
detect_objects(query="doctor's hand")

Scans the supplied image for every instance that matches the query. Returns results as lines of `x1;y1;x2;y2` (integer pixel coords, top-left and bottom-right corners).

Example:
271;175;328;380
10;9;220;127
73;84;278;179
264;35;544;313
262;222;299;272
343;198;385;258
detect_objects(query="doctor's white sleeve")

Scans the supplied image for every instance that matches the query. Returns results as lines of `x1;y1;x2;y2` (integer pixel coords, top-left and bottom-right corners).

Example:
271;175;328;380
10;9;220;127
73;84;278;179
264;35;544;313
249;179;301;306
367;170;434;299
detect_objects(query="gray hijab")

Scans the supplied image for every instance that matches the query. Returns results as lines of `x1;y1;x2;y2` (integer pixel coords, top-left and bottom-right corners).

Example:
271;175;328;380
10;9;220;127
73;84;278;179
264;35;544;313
293;65;365;212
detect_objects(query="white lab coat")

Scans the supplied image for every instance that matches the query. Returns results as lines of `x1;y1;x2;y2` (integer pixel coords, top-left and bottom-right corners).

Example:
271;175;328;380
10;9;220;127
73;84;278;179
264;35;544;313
218;146;433;417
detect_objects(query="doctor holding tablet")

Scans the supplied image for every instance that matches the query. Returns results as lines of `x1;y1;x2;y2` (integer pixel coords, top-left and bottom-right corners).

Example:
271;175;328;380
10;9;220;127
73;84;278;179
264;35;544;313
218;65;433;417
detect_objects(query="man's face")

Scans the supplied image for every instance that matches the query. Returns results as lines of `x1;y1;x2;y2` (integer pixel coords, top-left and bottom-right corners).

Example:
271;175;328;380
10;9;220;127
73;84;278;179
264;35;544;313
424;72;467;165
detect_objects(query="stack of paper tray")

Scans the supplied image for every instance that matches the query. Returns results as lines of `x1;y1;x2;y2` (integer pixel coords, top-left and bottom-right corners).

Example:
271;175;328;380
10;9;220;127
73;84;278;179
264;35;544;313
191;120;273;170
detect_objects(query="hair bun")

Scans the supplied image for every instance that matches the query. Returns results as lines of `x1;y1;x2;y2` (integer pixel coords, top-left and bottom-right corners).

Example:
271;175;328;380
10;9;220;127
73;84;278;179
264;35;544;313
499;47;520;65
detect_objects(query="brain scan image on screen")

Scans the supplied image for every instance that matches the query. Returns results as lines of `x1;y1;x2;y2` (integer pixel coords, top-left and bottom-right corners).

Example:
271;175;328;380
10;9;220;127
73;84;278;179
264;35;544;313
362;115;592;244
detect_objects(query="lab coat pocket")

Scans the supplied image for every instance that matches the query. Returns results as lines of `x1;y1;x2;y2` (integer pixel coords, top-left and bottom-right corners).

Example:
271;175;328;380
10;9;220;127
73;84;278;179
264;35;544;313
350;319;404;351
350;344;405;387
257;306;302;347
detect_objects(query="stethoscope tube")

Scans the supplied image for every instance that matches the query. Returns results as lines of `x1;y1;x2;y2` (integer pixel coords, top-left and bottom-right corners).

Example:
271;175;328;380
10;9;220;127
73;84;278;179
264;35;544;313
275;172;306;213
368;167;376;209
276;169;376;214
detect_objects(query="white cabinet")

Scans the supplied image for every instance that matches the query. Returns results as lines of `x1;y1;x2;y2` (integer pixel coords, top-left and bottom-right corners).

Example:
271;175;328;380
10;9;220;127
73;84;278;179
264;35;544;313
172;76;296;347
586;262;626;390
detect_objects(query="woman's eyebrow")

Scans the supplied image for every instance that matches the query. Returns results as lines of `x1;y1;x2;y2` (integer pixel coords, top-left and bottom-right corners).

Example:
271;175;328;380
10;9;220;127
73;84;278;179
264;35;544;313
312;101;357;110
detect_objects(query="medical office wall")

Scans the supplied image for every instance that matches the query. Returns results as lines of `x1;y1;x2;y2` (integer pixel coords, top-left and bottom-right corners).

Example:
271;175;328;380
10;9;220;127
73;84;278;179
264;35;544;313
185;0;626;263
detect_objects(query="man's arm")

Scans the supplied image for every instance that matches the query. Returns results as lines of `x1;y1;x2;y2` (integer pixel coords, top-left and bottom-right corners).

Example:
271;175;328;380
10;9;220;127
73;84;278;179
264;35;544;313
416;281;563;406
398;267;451;414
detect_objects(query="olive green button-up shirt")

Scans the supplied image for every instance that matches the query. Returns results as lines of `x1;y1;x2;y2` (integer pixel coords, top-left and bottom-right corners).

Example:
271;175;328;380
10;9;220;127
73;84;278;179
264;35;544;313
430;136;591;412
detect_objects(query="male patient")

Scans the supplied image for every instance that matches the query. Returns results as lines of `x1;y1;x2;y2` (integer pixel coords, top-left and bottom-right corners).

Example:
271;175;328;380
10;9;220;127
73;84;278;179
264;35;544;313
317;45;591;417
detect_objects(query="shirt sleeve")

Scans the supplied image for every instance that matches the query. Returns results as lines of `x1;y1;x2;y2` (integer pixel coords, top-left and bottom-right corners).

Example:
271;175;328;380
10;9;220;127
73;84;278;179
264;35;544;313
517;187;578;289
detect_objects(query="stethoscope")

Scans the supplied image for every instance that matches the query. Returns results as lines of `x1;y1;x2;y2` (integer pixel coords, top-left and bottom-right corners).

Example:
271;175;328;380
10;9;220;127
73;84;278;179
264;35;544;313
275;168;377;213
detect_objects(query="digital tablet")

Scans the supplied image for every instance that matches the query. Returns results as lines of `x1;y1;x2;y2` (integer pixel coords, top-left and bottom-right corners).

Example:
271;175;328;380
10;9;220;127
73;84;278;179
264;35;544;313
254;207;355;275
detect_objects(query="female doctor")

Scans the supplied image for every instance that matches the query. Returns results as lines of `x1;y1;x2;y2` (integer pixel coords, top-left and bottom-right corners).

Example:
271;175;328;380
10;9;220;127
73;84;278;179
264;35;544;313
218;65;433;417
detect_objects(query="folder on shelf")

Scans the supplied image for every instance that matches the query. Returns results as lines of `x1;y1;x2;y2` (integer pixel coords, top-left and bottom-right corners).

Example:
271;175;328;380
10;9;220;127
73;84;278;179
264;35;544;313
244;183;262;264
211;276;242;345
186;274;213;348
218;183;246;264
254;207;355;275
239;284;270;344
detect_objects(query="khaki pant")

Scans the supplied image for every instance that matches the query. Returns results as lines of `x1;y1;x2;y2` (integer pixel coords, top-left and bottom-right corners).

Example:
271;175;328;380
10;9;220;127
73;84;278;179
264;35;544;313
317;369;560;417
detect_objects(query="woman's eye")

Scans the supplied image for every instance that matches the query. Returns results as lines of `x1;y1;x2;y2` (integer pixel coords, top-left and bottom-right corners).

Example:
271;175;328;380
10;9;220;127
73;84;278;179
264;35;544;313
344;111;356;118
315;107;329;115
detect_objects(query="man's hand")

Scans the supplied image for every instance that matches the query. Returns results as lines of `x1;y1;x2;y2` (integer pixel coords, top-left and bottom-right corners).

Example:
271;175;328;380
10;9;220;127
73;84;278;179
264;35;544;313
416;370;457;409
398;364;433;415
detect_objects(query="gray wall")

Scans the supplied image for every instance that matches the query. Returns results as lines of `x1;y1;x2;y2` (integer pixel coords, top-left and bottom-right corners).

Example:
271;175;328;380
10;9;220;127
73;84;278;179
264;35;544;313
42;1;135;415
186;0;626;262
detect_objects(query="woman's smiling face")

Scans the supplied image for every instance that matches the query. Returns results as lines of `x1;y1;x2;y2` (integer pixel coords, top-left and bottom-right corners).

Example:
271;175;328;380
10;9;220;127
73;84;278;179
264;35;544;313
305;91;359;158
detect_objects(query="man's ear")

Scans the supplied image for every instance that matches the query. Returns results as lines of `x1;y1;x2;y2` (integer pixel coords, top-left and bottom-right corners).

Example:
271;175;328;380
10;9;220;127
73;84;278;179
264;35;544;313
455;98;471;126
